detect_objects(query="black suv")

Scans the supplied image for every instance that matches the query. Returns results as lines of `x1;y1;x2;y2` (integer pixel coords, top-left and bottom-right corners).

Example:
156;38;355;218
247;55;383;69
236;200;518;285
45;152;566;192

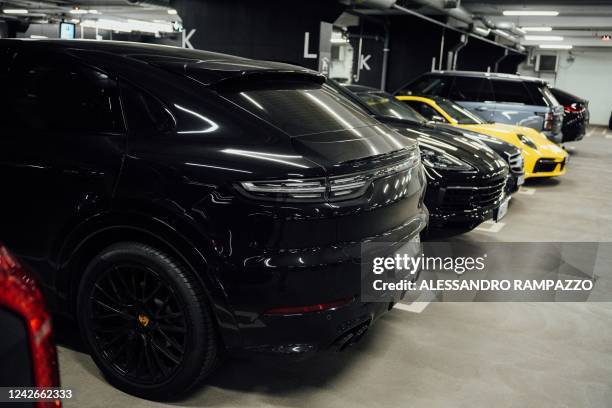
549;87;589;142
0;40;428;399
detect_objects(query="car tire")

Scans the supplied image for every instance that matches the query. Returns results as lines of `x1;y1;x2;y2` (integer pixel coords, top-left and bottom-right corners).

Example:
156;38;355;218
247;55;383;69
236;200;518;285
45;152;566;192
77;242;218;400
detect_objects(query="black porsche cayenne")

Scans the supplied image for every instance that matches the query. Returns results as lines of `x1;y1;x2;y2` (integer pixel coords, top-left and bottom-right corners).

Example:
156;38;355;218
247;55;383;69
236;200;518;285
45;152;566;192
0;40;427;399
337;84;510;233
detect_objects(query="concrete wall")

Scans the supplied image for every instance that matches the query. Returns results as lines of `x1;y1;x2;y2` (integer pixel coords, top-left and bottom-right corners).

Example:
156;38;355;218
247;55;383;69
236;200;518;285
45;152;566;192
519;50;612;126
174;0;344;71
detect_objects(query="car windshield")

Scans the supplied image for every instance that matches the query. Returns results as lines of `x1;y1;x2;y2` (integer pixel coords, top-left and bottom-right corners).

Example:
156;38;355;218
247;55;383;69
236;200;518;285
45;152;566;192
436;99;486;125
356;92;427;123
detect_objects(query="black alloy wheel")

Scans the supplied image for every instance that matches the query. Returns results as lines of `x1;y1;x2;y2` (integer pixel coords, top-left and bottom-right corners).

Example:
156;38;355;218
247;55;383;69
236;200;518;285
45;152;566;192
89;264;187;384
77;242;219;400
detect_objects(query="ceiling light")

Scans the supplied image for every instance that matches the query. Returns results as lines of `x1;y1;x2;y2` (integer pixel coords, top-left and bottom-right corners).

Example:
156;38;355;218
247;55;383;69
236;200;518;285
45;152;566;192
521;26;553;32
167;9;177;15
331;38;349;44
70;7;98;15
30;35;48;39
81;18;174;34
3;9;28;14
525;35;563;41
503;11;559;16
539;44;572;49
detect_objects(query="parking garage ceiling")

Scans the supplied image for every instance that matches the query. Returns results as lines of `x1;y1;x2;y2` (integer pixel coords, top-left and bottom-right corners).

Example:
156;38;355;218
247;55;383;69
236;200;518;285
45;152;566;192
2;0;612;50
456;1;612;48
0;0;178;25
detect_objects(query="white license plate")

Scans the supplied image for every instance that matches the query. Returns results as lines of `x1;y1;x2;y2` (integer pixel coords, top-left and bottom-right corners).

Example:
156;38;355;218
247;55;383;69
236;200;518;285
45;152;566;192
517;175;525;186
495;198;510;222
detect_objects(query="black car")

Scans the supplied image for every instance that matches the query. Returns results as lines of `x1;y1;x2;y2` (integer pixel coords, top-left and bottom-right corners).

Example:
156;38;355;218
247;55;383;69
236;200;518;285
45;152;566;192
549;87;590;142
339;84;510;232
0;39;428;399
417;120;523;194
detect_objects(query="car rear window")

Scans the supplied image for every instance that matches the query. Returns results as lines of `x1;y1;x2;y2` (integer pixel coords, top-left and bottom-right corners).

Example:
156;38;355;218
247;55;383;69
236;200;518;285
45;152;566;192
219;80;377;136
400;75;453;98
523;82;557;106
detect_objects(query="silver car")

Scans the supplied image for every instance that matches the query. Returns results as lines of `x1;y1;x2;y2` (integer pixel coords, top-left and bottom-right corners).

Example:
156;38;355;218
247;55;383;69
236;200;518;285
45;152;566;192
395;71;564;143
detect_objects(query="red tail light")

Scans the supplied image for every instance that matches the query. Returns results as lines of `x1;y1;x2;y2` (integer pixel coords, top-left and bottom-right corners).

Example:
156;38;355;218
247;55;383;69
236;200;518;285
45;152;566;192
544;112;554;130
564;103;584;114
0;246;61;408
264;296;354;315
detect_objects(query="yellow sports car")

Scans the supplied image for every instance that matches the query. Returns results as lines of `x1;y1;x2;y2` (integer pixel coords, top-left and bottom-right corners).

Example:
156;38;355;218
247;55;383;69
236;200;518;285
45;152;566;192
397;95;568;179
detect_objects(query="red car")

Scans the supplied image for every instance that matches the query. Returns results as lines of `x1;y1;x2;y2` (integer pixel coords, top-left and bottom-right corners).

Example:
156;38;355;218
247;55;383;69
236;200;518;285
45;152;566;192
0;244;61;407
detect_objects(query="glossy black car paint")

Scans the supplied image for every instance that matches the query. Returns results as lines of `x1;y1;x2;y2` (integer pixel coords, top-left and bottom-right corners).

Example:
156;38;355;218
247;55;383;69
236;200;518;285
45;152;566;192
550;87;589;142
340;84;509;230
341;86;523;194
0;40;428;355
432;123;523;194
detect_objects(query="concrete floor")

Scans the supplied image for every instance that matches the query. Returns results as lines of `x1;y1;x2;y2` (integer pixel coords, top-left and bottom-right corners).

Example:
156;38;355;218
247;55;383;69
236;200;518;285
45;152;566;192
57;126;612;408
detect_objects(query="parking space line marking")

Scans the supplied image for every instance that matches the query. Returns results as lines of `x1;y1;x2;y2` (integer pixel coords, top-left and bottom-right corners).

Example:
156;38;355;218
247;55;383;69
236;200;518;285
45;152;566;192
518;187;536;195
474;221;506;233
395;291;435;313
395;301;430;313
601;127;608;136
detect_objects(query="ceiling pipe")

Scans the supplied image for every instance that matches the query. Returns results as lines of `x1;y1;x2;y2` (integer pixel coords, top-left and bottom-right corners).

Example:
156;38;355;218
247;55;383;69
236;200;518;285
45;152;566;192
474;16;522;41
408;0;473;26
346;0;524;53
410;0;520;44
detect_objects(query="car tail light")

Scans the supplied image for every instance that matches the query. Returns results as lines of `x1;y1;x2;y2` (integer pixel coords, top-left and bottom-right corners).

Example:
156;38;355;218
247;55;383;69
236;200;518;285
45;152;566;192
264;296;354;315
543;112;554;130
237;148;420;203
564;103;584;114
0;245;61;408
240;179;327;201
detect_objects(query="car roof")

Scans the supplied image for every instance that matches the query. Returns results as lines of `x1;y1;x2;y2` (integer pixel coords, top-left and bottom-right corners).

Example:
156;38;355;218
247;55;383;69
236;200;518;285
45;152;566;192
0;39;319;85
427;70;546;83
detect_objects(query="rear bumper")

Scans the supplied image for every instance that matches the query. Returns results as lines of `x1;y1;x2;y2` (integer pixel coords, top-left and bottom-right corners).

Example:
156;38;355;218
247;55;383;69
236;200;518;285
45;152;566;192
243;297;397;355
224;210;428;355
562;120;586;142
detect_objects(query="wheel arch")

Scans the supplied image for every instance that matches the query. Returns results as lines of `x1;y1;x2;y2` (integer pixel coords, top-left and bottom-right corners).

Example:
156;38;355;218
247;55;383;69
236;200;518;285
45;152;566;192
57;211;242;350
